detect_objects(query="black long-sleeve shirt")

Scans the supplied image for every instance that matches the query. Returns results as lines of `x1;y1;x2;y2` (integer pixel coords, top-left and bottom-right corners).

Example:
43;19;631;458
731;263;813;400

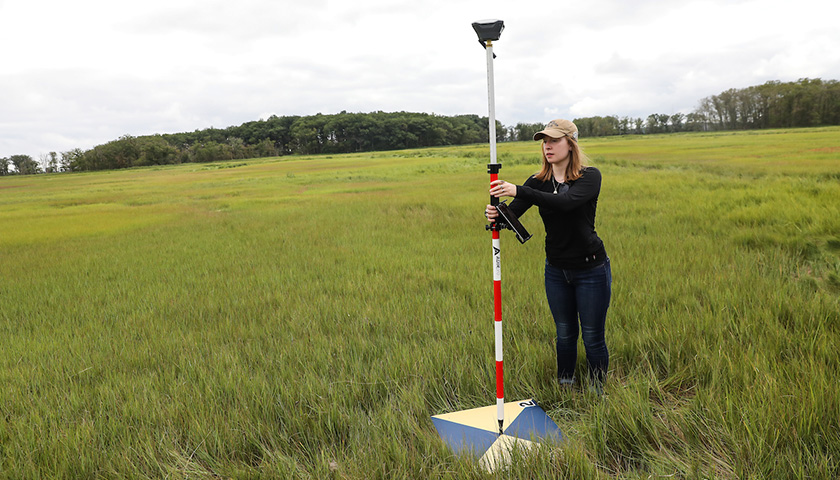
509;166;607;269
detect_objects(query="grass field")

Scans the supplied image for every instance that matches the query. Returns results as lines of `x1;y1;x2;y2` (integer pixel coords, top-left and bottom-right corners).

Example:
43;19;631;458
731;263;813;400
1;127;839;478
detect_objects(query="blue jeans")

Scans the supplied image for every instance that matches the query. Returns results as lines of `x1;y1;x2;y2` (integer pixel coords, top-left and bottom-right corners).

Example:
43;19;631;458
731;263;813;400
544;258;611;384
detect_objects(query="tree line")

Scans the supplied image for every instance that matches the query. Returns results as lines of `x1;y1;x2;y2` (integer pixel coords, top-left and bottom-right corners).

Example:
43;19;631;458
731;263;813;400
696;78;840;130
555;78;840;138
1;112;498;174
3;78;838;175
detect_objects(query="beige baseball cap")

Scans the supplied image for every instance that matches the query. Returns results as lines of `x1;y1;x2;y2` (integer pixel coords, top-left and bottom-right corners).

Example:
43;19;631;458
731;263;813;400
533;119;578;141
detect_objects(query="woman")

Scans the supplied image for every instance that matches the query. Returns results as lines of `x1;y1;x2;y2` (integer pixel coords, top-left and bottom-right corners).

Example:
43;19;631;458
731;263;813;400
485;119;611;390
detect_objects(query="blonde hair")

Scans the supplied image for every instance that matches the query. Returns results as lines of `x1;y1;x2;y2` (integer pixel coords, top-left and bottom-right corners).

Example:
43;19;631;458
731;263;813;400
534;136;589;182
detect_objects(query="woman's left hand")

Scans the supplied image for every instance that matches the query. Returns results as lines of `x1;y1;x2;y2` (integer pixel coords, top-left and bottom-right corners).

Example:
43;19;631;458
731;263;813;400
489;179;517;198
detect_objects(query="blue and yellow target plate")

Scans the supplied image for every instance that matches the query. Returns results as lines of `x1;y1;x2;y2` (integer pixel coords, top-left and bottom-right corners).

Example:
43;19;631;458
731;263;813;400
431;399;562;471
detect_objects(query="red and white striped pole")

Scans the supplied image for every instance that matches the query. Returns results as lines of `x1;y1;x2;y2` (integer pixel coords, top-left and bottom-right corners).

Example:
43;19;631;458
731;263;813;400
490;176;504;436
473;19;506;435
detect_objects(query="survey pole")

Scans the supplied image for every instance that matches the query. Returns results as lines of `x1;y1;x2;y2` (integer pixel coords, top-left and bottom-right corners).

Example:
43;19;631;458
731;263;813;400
486;39;504;436
472;19;505;435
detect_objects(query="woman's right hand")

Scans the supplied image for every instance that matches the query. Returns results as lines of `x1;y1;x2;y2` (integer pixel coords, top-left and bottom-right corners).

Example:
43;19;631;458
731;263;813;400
484;204;498;221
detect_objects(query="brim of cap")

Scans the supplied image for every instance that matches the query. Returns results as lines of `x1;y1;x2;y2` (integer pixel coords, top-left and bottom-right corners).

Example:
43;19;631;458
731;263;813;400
533;129;567;141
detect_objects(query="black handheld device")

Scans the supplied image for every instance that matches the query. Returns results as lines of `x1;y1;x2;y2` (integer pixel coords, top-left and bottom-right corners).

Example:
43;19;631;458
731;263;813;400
495;201;531;244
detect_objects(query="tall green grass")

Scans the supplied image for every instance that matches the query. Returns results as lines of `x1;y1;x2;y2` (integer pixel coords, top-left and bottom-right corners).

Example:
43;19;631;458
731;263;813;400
1;127;838;478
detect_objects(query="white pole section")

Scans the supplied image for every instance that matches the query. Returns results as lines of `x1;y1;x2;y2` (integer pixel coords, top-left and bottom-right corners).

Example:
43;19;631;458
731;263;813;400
486;42;497;166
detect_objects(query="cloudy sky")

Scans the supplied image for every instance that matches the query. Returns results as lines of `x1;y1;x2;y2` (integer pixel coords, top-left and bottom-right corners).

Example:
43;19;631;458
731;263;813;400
1;0;838;160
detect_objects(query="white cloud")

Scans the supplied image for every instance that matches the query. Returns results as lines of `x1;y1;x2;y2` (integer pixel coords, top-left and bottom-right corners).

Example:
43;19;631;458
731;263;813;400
1;0;839;159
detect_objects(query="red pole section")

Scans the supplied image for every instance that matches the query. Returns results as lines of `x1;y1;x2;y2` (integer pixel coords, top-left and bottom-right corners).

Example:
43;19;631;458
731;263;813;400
492;228;503;432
